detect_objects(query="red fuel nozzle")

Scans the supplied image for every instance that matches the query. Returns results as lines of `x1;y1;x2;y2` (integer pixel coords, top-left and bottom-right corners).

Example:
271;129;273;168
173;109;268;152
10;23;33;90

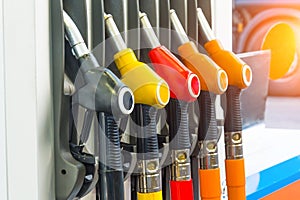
139;12;200;102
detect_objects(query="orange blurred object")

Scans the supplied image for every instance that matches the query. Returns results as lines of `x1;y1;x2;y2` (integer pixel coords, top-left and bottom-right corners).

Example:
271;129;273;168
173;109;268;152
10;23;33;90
262;23;296;80
262;180;300;200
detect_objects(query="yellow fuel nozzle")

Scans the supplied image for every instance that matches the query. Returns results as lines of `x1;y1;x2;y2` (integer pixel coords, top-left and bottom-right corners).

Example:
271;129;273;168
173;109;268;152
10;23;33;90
114;48;170;108
169;9;228;95
197;8;252;89
104;13;170;108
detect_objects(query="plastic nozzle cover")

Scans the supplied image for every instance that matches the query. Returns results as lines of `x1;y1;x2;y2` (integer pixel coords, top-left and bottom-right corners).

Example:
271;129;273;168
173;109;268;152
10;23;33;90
137;191;163;200
225;159;246;200
178;41;228;94
204;40;252;89
73;55;134;116
149;46;200;102
199;168;221;200
170;179;194;200
114;48;170;108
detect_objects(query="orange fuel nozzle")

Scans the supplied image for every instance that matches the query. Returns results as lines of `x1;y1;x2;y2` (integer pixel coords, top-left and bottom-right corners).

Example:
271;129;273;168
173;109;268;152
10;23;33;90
197;8;252;89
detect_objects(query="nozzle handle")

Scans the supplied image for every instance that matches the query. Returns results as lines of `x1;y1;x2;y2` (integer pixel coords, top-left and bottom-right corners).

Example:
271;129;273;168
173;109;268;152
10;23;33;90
114;48;170;108
178;41;228;94
204;40;252;89
149;46;200;102
74;54;135;116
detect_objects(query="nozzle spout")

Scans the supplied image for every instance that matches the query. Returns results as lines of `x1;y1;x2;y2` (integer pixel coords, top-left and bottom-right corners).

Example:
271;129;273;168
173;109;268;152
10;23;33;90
169;9;190;44
63;10;89;59
104;13;127;52
139;12;161;49
197;8;216;42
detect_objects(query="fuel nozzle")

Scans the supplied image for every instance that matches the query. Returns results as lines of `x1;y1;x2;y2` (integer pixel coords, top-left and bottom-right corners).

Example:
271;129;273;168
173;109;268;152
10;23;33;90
139;11;199;200
63;10;134;200
104;13;170;109
104;13;170;200
197;8;252;200
63;11;134;117
139;12;200;102
197;8;252;89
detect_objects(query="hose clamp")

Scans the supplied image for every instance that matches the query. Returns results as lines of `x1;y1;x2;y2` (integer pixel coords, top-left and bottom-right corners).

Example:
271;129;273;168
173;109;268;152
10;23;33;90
138;158;161;193
71;43;89;59
199;140;219;169
171;149;191;181
225;131;243;160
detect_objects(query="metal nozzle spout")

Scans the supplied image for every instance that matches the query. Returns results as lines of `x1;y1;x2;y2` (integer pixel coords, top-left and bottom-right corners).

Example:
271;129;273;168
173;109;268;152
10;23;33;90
169;9;190;44
104;13;127;52
197;8;216;42
139;12;161;49
63;10;89;59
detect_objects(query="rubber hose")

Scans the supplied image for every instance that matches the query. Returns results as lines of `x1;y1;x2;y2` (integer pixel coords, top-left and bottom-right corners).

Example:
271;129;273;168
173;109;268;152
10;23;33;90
98;169;124;200
167;99;191;150
102;113;123;170
198;91;218;141
224;86;242;133
191;156;200;200
98;113;124;200
135;104;159;160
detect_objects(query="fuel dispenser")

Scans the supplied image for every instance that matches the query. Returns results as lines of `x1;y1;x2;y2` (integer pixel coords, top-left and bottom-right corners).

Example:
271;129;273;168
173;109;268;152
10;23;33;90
51;1;252;200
